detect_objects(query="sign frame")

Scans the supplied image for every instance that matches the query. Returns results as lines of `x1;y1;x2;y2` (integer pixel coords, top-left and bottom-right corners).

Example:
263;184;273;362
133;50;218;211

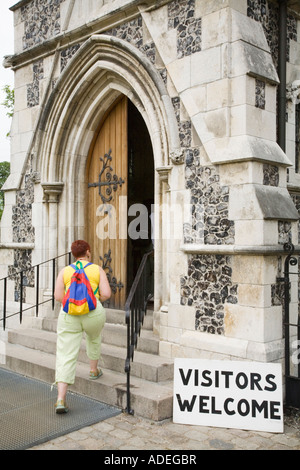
173;359;284;433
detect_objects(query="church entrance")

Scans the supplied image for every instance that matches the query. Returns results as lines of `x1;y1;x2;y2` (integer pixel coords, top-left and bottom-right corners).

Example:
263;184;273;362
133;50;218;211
87;96;154;309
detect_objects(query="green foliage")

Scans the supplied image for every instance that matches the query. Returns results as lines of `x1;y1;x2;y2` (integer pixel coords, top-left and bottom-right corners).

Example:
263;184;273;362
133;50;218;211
0;85;14;217
1;85;14;118
1;85;14;137
0;161;10;219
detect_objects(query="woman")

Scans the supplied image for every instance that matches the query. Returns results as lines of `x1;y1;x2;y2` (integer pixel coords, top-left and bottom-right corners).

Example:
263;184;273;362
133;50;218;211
54;240;111;414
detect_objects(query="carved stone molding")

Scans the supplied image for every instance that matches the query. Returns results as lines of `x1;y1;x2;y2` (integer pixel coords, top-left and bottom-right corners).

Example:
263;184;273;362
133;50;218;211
41;182;64;203
287;80;300;105
170;148;185;165
156;165;172;185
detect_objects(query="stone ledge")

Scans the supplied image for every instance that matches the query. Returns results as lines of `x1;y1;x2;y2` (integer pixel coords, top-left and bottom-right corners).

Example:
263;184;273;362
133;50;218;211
181;244;300;255
160;330;284;363
255;186;299;220
0;243;35;250
199;136;292;167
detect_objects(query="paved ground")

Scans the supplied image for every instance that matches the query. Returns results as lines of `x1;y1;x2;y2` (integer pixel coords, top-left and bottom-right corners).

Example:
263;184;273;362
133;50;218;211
29;411;300;451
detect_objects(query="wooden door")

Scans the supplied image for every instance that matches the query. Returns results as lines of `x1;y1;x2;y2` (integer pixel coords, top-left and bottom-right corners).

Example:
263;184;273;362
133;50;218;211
87;97;128;309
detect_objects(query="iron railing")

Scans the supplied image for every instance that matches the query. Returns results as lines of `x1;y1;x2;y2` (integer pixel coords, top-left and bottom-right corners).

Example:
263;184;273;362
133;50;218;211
277;242;300;408
124;250;154;415
0;252;72;331
1;248;154;415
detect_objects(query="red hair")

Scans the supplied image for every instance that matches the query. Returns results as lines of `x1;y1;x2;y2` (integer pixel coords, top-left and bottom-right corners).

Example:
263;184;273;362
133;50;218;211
71;240;91;258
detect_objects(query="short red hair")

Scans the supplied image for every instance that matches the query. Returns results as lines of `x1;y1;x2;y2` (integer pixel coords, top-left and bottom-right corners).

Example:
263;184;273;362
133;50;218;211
71;240;91;258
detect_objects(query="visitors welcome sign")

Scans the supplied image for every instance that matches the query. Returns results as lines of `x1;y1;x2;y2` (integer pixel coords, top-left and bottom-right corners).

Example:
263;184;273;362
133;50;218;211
173;359;283;433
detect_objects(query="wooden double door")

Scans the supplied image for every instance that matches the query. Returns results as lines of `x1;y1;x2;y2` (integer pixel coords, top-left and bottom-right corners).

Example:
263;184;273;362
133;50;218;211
87;97;154;309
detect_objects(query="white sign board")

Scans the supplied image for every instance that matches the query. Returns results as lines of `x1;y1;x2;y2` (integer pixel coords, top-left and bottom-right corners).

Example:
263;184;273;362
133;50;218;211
173;359;283;433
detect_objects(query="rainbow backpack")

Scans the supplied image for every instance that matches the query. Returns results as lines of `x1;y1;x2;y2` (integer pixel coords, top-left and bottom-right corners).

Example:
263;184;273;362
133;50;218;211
62;261;98;315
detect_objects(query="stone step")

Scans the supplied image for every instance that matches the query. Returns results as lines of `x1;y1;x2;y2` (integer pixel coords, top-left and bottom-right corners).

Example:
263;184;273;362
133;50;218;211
21;307;153;329
3;342;173;421
105;308;154;330
102;323;160;354
2;303;173;421
7;328;173;382
22;312;159;355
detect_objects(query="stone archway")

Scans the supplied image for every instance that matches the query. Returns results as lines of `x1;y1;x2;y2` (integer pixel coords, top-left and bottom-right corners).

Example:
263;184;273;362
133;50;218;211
35;34;180;310
38;35;180;183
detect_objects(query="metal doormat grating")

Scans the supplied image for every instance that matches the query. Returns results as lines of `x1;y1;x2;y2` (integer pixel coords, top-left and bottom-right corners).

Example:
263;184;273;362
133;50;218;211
0;368;121;450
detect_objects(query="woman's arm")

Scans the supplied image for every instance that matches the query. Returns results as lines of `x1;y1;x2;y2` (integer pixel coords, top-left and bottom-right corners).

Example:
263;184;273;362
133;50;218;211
98;266;111;302
54;268;65;303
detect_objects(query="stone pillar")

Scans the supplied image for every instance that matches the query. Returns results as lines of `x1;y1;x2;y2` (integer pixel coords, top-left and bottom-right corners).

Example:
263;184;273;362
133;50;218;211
42;184;64;258
41;183;64;317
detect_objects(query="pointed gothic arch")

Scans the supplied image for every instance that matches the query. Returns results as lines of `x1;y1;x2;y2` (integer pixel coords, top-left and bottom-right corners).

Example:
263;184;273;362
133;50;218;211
38;34;181;184
35;34;181;308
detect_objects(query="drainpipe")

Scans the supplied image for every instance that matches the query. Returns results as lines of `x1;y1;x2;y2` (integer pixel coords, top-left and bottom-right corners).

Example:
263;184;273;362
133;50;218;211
278;0;287;152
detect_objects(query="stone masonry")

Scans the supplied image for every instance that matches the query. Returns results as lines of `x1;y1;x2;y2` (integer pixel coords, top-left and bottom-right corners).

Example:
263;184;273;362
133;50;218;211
1;0;300;369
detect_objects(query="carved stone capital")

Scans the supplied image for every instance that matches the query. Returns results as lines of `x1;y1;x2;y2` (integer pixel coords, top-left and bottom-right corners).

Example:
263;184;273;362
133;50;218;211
156;166;172;183
42;182;64;203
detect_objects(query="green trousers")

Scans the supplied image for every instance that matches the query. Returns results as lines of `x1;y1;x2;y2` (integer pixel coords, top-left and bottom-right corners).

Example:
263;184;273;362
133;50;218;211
55;301;106;385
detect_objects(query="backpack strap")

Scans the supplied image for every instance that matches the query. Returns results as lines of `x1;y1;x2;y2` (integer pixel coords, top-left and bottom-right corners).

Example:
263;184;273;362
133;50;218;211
83;263;99;296
83;262;92;269
70;261;93;270
70;262;98;295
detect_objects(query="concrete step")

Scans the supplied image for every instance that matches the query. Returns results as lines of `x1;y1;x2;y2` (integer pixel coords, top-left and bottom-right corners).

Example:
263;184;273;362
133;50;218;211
22;312;159;355
105;308;154;330
21;307;153;331
7;328;173;382
3;303;174;421
3;342;173;421
102;323;159;354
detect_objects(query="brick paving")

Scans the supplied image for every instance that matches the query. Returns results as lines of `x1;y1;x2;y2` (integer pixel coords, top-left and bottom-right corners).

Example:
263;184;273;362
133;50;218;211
29;412;300;451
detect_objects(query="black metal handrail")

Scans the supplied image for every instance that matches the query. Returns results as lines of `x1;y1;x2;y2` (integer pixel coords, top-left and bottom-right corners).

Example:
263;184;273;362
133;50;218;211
277;242;300;409
1;248;154;414
0;252;72;331
124;250;154;415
